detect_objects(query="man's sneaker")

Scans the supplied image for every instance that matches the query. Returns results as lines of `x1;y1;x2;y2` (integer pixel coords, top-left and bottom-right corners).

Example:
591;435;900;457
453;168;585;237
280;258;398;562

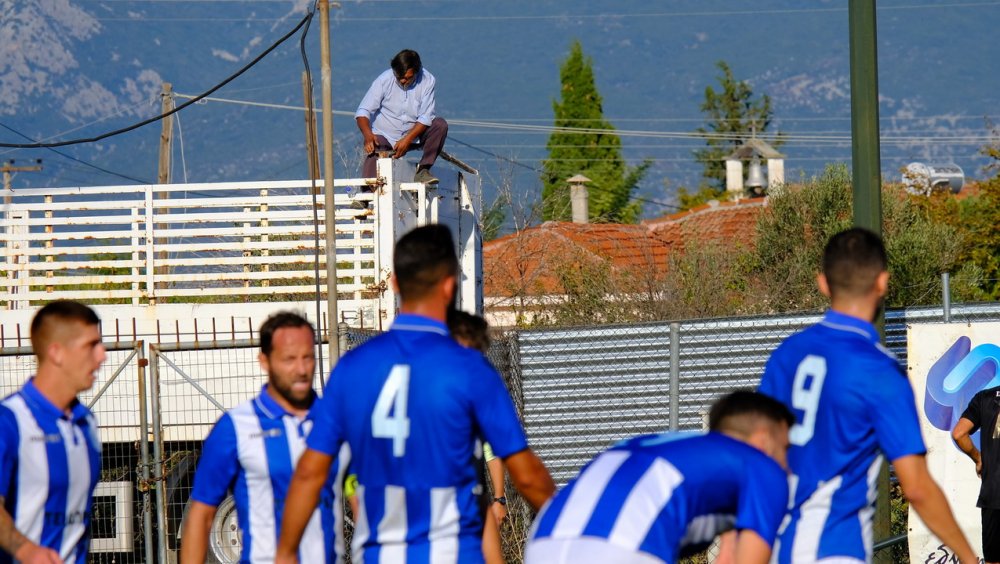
414;168;439;185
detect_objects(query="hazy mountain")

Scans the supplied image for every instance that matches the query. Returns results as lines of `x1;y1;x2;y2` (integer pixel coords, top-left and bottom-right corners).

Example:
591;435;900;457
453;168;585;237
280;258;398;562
2;0;997;220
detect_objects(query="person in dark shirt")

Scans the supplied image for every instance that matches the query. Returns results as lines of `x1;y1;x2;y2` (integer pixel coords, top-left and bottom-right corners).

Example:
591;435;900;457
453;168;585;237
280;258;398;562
953;385;1000;564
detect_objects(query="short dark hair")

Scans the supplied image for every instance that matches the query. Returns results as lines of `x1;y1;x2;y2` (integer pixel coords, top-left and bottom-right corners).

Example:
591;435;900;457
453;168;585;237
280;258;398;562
448;309;490;353
391;49;422;78
393;225;459;302
259;312;315;356
709;390;795;434
822;227;887;298
30;300;101;361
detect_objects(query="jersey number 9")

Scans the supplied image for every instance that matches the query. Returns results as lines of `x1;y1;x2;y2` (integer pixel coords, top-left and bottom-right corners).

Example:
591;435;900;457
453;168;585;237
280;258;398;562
372;365;411;457
790;355;827;446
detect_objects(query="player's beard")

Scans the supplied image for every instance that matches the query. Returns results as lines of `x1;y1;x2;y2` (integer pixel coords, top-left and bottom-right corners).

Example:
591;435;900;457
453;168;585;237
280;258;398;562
269;370;315;411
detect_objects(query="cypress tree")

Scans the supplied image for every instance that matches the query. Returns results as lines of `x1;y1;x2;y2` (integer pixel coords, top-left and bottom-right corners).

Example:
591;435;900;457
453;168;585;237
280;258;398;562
541;40;648;223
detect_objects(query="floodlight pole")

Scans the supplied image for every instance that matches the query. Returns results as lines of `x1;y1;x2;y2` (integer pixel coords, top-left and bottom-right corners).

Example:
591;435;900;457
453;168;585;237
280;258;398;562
319;0;340;363
849;1;890;559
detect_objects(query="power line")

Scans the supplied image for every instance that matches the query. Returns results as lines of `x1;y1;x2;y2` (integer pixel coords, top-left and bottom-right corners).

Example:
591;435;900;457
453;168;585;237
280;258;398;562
0;11;314;149
0;122;151;183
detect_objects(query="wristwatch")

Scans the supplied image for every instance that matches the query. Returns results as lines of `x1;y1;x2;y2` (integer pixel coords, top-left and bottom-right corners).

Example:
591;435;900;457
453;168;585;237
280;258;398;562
492;496;507;506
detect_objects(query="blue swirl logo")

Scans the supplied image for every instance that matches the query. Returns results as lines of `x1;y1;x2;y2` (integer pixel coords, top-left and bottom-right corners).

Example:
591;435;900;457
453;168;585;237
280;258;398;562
923;336;1000;448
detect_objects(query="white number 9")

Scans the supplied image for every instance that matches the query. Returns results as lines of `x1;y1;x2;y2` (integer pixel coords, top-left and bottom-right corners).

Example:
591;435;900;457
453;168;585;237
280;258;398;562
790;355;827;446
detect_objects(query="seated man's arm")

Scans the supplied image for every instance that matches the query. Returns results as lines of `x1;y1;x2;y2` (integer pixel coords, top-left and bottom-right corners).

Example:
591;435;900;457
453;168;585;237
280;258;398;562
276;448;333;563
894;454;978;564
179;501;217;564
503;449;555;512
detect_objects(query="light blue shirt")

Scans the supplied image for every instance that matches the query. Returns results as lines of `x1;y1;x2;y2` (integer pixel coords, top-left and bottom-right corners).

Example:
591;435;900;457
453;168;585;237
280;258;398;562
355;68;437;145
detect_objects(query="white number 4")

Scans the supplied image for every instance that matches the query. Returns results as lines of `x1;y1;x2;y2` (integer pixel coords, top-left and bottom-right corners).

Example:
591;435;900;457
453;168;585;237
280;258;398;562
790;355;827;446
372;365;411;457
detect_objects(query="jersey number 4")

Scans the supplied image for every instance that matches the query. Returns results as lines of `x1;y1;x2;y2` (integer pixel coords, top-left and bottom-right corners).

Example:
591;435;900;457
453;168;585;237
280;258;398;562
790;355;827;446
372;365;411;457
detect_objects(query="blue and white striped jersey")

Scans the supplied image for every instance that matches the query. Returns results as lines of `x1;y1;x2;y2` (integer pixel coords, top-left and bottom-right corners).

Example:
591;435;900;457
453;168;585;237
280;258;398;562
0;380;101;564
190;386;348;564
307;314;529;564
759;310;926;563
526;432;789;564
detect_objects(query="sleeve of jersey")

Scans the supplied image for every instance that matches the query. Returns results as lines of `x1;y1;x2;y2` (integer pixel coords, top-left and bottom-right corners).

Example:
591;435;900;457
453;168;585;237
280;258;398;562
736;459;789;545
471;361;528;459
0;406;17;498
870;361;927;461
305;367;344;456
190;414;240;507
960;391;982;432
757;352;783;400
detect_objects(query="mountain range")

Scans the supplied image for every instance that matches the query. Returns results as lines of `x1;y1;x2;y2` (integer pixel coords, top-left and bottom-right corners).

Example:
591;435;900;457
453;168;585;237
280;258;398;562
2;0;998;221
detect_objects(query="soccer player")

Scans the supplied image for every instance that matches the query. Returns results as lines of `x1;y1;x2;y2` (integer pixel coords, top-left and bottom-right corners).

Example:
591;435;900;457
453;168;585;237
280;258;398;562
758;227;976;563
276;224;555;564
0;300;105;564
525;390;793;564
181;312;348;563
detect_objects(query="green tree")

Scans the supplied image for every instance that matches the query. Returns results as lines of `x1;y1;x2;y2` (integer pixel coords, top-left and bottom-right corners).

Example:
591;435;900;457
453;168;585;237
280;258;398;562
541;40;649;223
691;61;779;203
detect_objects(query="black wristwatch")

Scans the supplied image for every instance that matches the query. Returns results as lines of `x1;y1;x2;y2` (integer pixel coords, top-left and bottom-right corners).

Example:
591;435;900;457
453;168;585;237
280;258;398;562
492;496;507;506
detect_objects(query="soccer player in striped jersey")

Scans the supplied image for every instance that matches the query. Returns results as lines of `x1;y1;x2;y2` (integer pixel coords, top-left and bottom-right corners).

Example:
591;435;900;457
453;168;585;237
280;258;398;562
277;225;555;564
758;228;976;563
181;312;348;563
0;300;105;564
526;391;793;564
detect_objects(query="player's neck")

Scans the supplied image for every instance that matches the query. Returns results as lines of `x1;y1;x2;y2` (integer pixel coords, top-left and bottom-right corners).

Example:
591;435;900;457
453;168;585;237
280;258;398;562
32;367;77;412
398;300;447;323
265;385;310;418
828;300;878;324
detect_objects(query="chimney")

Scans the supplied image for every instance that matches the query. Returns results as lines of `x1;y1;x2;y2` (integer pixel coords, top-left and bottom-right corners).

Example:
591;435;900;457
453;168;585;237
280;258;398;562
567;174;591;224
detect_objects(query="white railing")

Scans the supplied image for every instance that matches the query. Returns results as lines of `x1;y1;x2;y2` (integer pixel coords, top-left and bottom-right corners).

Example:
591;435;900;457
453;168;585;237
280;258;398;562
1;157;482;330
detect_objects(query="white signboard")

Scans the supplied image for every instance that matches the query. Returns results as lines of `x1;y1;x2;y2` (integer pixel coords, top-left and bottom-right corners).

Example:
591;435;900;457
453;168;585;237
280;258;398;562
907;321;1000;563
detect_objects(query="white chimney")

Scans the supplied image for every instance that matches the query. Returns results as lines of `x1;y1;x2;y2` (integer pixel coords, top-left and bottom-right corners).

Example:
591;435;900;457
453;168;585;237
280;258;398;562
567;174;591;224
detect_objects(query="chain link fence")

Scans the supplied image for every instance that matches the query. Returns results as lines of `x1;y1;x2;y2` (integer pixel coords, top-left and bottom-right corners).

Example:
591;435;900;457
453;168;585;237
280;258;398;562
2;301;999;562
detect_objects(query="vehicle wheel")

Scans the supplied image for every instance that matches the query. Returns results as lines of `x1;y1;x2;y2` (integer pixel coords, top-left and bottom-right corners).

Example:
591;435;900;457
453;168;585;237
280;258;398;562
207;495;241;563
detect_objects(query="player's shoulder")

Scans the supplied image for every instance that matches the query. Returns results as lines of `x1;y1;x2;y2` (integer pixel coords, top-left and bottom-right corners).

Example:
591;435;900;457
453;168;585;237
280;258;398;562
420;68;436;84
972;385;1000;402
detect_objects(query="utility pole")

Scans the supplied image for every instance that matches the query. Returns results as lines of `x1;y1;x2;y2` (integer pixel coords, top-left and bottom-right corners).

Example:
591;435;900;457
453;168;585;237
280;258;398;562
319;0;340;363
154;82;175;300
848;2;890;560
302;71;321;183
2;160;42;310
2;159;43;210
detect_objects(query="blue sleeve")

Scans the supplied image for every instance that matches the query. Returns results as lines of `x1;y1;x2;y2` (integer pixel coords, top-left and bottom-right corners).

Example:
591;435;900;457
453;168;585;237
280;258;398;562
355;73;386;119
190;414;240;507
306;365;345;457
469;357;528;459
736;456;789;545
0;406;17;499
869;359;927;462
415;71;436;126
758;347;788;401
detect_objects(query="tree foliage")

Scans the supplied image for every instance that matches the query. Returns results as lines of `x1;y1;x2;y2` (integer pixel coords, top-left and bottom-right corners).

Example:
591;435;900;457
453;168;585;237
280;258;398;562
541;40;649;223
690;61;779;204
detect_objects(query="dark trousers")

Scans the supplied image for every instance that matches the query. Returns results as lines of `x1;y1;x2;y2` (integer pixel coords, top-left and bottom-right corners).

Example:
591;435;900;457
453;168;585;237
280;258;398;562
362;116;448;178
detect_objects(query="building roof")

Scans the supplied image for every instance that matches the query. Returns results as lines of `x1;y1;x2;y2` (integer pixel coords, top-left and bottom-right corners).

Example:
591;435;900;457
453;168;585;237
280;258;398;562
484;199;765;299
725;138;785;160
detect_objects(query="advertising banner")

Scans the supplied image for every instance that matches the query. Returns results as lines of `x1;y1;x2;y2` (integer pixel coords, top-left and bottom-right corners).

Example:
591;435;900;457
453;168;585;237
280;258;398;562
907;321;1000;563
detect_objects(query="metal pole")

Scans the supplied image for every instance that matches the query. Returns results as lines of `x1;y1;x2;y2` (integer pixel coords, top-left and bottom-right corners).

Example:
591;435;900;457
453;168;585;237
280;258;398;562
149;346;169;564
319;0;340;363
942;272;952;323
849;0;883;235
848;3;889;556
135;344;155;564
669;322;680;432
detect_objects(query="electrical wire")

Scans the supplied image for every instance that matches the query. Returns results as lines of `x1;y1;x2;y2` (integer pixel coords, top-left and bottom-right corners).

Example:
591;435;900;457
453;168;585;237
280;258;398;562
0;121;151;184
0;12;314;149
174;110;190;183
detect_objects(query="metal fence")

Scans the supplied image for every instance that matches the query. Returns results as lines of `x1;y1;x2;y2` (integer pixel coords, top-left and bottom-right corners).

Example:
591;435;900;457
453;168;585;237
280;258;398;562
2;301;999;562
